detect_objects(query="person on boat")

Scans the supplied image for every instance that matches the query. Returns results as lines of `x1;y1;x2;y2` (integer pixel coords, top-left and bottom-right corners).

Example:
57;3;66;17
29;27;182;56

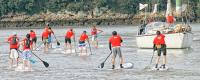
91;25;103;48
42;27;49;53
109;31;124;69
30;30;37;50
79;31;89;56
153;31;167;69
166;14;175;27
139;21;146;35
65;28;74;53
7;32;20;68
21;34;35;71
48;27;54;48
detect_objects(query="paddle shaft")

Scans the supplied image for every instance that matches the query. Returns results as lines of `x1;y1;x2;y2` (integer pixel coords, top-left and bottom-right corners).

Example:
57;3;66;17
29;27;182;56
103;52;112;63
73;33;77;54
87;40;92;55
150;50;155;65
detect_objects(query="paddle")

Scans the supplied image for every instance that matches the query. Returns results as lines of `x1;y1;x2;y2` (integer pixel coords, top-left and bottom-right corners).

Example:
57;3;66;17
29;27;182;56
73;32;77;54
144;49;155;69
35;42;44;51
52;33;60;46
99;52;112;68
31;51;49;68
87;39;92;55
17;50;49;68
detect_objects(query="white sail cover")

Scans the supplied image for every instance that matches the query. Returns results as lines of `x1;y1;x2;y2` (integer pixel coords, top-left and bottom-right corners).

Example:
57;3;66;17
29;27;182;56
166;0;172;17
152;4;158;14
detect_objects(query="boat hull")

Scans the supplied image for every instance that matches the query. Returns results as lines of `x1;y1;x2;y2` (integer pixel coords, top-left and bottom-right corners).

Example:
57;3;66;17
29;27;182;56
136;32;193;49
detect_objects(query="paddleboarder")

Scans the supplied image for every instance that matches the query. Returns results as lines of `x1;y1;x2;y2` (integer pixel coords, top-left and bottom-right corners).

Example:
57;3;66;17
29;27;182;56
153;31;167;69
48;27;54;48
91;25;103;48
7;32;20;68
42;27;49;53
21;34;35;71
79;31;89;56
109;31;124;69
65;28;74;54
30;30;37;50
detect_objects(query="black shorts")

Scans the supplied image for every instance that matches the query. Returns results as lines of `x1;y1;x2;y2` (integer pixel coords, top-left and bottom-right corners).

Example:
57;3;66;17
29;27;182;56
65;38;71;44
32;37;37;43
157;44;167;56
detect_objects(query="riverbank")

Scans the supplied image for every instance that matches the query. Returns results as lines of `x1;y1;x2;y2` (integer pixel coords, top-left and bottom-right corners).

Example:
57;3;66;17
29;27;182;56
0;12;199;29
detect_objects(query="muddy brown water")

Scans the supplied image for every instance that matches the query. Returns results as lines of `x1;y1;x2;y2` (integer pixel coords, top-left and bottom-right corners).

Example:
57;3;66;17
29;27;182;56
0;24;200;80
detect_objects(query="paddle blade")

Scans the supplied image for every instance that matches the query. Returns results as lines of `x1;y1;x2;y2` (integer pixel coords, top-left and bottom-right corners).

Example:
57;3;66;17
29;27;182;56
100;63;104;68
57;42;60;46
42;61;49;68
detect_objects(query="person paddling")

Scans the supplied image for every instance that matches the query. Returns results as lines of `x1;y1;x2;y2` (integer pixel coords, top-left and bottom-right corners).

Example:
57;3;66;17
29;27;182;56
21;34;34;71
79;31;89;56
42;27;49;53
48;27;54;48
153;31;167;69
7;32;20;68
109;31;124;69
65;28;74;54
91;25;103;48
30;30;37;50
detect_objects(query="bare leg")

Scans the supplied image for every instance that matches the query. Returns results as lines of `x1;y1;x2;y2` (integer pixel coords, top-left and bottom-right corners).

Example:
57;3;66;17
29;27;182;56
120;57;124;65
155;56;160;68
28;61;31;71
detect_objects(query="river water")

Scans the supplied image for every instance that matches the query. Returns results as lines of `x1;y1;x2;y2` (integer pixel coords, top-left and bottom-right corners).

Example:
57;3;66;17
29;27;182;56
0;24;200;80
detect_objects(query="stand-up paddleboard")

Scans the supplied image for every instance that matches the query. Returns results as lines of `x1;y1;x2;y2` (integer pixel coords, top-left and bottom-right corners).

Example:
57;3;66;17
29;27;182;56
61;49;76;54
15;64;34;72
122;63;134;69
97;63;134;70
151;65;169;71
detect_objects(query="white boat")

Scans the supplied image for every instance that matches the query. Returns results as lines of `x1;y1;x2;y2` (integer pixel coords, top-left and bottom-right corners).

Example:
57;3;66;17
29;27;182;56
136;22;193;49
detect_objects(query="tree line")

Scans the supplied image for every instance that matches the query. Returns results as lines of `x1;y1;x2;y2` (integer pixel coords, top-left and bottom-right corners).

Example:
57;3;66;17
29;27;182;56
0;0;199;17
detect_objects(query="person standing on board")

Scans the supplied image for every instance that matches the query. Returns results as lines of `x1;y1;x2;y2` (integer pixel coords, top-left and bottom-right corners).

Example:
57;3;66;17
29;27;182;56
21;34;34;71
153;31;167;69
65;28;74;53
79;31;89;56
42;27;49;53
7;32;20;68
30;30;37;50
166;14;175;27
109;31;124;69
91;25;103;48
48;27;54;48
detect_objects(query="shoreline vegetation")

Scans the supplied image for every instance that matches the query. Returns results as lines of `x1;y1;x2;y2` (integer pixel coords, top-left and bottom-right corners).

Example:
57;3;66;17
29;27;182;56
0;0;199;28
0;11;199;29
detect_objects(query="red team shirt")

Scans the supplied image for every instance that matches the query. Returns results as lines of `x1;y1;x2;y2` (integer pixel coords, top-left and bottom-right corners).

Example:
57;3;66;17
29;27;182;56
166;16;174;24
7;36;19;49
22;38;33;50
42;31;49;39
65;31;74;38
109;35;122;47
30;31;36;39
79;33;88;41
91;28;97;35
153;34;165;45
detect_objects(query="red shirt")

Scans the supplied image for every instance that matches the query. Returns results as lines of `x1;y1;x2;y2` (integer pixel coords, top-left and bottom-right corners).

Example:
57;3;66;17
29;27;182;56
153;34;165;45
91;28;97;35
7;36;19;49
22;38;33;50
79;33;88;41
166;16;174;24
42;31;49;39
48;29;54;35
65;31;74;38
109;35;122;47
30;31;36;38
